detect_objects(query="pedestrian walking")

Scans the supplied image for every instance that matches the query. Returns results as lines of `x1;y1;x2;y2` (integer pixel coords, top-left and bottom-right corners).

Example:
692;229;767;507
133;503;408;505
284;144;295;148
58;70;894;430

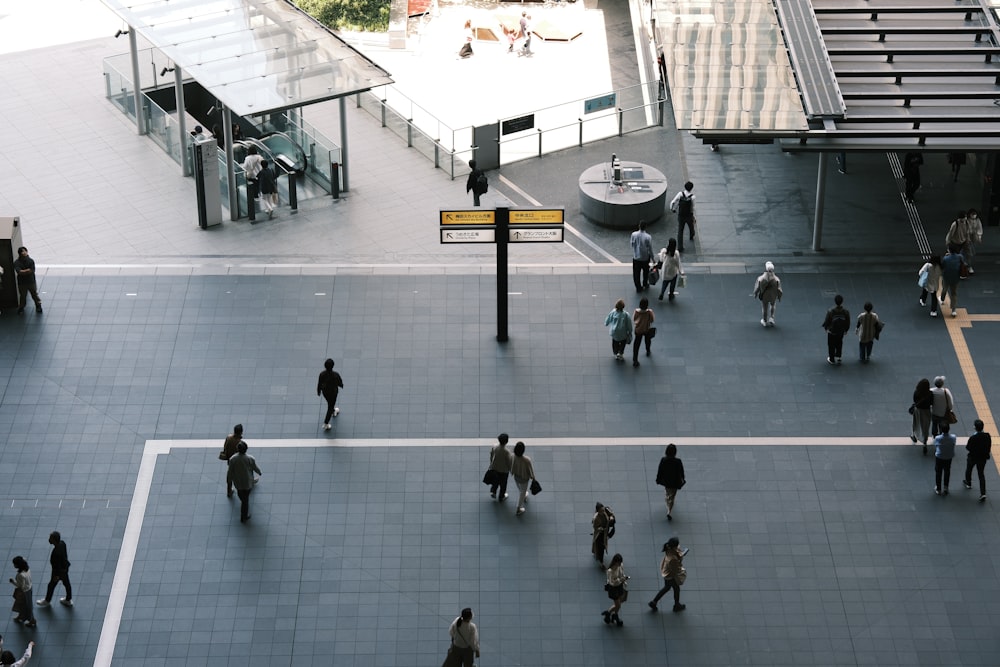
855;302;883;363
257;159;277;219
902;152;922;202
821;294;850;365
458;19;474;58
631;297;655;367
669;181;696;253
487;433;513;501
962;208;982;274
0;638;34;667
934;422;956;496
443;608;480;667
9;557;35;628
948;152;966;181
591;502;616;568
601;553;629;626
917;255;942;317
657;239;683;302
648;537;687;612
241;145;264;200
752;261;782;327
317;358;344;430
655;443;686;521
910;378;933;455
466;160;487;207
12;247;42;315
220;424;243;497
930;376;955;438
227;441;262;523
945;210;970;257
604;298;633;362
963;419;991;501
510;441;536;516
518;13;533;56
630;221;654;291
35;532;72;609
940;249;964;317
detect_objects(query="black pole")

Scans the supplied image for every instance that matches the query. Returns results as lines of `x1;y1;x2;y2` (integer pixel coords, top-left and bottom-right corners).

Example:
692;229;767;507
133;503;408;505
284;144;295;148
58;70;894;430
288;171;298;213
496;206;509;342
247;179;256;222
331;162;340;200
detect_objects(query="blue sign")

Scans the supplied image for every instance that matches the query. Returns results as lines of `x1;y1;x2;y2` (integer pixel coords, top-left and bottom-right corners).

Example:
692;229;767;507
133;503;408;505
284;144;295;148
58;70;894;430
584;94;616;114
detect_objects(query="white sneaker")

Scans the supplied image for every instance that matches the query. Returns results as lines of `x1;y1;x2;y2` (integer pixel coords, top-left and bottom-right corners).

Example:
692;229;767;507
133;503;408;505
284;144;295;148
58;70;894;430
952;310;957;317
333;407;340;417
323;423;331;431
768;317;775;326
930;311;938;317
35;599;50;607
59;598;73;607
760;319;767;327
919;299;926;306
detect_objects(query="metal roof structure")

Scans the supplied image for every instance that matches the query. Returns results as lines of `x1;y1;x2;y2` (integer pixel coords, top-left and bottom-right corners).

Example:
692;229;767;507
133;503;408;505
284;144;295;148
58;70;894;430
654;0;1000;151
99;0;393;118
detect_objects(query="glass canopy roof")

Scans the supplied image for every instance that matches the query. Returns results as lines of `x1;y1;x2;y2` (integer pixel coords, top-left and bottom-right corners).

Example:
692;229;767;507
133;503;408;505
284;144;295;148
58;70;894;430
655;0;808;131
100;0;393;117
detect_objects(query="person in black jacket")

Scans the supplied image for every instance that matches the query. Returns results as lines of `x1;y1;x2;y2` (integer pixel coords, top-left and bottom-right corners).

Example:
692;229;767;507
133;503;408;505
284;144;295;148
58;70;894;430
317;358;344;430
466;160;487;207
36;531;72;608
963;419;992;501
655;443;686;521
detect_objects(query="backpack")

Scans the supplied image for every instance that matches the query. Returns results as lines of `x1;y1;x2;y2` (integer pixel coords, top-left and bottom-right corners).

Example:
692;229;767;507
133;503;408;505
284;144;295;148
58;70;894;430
677;193;693;218
829;310;849;335
604;506;616;538
476;172;488;193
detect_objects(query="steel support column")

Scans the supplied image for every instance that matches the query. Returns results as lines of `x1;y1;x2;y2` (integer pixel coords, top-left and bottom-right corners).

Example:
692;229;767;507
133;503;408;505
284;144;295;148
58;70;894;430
174;68;188;175
813;153;828;251
128;28;145;135
339;97;350;192
221;105;238;220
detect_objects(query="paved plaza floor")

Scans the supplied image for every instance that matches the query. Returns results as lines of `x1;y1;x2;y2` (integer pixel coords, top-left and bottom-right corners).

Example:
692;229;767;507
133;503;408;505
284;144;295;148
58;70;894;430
0;1;999;666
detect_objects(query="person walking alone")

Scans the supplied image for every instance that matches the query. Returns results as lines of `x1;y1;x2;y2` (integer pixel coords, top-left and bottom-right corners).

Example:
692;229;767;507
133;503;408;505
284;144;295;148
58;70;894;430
630;221;654;291
12;247;42;315
444;608;480;667
227;441;262;523
655;443;686;521
752;261;782;327
855;302;883;363
317;358;344;430
0;638;34;666
35;532;72;609
256;159;277;219
934;423;956;496
657;239;683;302
822;294;850;365
604;299;633;362
670;181;696;253
510;441;537;516
648;537;687;612
487;433;513;501
963;419;992;502
9;557;36;628
602;553;629;627
466;160;487;207
940;249;964;317
631;297;655;367
917;255;942;317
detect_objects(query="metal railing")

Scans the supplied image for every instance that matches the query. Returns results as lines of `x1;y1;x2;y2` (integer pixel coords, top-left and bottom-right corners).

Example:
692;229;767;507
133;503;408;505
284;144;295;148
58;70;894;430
356;81;665;179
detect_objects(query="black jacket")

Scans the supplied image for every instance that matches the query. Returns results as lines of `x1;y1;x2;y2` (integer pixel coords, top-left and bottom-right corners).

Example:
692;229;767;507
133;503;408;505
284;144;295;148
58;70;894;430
966;431;992;462
466;169;486;195
656;457;685;489
50;540;70;571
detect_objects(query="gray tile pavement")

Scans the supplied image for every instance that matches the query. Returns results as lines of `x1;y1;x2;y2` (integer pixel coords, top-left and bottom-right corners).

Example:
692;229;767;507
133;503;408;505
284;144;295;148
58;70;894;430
0;0;999;665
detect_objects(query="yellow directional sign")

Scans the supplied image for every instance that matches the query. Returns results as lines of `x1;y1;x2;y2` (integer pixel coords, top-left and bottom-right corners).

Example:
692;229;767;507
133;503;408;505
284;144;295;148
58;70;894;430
440;210;496;225
509;209;564;224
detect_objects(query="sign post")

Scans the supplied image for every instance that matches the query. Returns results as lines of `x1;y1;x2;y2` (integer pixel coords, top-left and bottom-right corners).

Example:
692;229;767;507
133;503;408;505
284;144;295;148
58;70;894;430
439;206;564;343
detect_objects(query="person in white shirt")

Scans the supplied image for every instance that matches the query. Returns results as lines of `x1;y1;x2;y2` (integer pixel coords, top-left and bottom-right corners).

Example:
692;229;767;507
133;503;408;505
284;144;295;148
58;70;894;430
669;181;696;252
241;145;265;202
447;608;480;667
0;638;34;667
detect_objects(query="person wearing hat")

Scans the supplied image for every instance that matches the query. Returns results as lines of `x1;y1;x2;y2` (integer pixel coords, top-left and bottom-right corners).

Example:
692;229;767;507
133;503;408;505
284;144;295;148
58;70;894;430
648;537;687;612
752;261;782;327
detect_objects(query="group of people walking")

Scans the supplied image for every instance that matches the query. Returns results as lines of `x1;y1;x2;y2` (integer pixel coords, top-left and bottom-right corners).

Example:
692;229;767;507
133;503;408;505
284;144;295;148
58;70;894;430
484;434;538;516
8;530;73;641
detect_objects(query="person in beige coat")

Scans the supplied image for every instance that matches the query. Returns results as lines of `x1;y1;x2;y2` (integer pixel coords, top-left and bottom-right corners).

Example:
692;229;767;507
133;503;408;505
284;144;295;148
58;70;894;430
487;433;513;501
631;297;655;367
855;302;883;363
510;441;536;516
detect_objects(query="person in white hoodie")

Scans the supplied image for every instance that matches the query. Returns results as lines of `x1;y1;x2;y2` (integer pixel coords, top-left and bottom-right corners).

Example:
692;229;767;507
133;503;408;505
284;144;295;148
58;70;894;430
656;238;684;302
752;261;782;327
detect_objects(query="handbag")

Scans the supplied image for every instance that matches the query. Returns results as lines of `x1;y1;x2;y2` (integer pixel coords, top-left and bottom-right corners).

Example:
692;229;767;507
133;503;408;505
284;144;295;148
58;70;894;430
675;566;688;585
678;274;687;289
947;409;958;424
649;267;660;285
530;479;542;495
482;469;500;486
918;270;929;289
218;451;228;461
648;327;657;339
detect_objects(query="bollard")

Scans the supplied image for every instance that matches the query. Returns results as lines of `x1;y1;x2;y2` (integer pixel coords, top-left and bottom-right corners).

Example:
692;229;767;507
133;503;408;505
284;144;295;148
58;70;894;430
331;162;340;200
287;171;298;213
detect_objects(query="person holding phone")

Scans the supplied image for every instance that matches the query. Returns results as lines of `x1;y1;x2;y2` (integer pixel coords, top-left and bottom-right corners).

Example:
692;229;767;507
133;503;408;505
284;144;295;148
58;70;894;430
648;537;687;612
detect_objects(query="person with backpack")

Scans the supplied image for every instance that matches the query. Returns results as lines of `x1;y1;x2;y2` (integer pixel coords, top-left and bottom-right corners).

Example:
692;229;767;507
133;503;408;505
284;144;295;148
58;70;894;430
669;181;696;253
655;443;685;520
466;159;487;206
591;502;616;568
752;261;782;327
822;294;850;365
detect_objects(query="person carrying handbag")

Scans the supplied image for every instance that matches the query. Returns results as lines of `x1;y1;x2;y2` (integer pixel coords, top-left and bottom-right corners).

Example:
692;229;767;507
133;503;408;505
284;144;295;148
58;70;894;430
444;608;479;667
648;537;687;612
